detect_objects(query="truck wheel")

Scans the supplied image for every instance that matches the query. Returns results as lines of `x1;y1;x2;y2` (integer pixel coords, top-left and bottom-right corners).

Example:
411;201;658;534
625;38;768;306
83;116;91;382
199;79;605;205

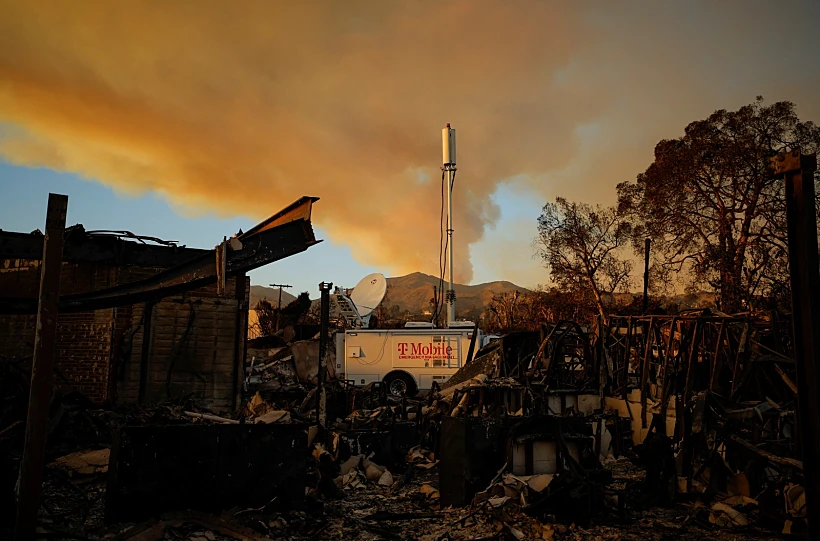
384;372;417;397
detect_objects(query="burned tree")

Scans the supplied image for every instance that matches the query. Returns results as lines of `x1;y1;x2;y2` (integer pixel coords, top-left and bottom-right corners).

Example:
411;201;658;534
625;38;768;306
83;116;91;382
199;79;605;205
289;292;317;324
618;98;820;312
254;299;277;336
486;291;522;332
485;287;598;331
254;292;313;334
536;198;632;317
534;286;599;325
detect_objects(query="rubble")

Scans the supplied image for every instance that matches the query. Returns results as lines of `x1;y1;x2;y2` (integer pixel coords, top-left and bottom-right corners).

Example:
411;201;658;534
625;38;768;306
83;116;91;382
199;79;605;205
244;332;337;396
52;448;110;478
183;411;240;424
407;445;438;469
3;399;790;541
2;307;808;540
242;392;292;424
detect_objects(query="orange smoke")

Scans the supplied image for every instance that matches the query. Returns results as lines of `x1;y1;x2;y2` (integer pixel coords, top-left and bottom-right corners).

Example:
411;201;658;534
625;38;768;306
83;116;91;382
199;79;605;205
2;2;818;283
0;1;604;282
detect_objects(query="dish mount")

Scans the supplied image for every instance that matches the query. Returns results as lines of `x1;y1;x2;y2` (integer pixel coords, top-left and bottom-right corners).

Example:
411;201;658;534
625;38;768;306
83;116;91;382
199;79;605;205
334;273;387;328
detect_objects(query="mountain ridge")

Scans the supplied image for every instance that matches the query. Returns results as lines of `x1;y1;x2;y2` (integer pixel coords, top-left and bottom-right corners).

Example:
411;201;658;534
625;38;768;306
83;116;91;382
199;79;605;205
382;272;529;317
250;272;715;319
249;272;530;317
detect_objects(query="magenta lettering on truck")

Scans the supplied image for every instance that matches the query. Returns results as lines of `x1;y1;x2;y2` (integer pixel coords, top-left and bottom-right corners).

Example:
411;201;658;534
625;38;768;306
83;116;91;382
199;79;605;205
343;328;480;393
397;342;455;361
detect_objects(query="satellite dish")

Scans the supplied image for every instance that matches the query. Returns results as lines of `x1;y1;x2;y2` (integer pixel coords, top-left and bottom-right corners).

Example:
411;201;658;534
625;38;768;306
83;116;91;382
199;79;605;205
350;273;387;318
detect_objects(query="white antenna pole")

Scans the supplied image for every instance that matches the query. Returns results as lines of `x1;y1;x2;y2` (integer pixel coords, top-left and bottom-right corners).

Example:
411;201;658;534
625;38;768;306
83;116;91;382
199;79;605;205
442;124;457;327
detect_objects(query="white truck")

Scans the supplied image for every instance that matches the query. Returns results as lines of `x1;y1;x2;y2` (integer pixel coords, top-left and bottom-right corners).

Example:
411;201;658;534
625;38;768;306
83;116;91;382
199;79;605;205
336;326;479;396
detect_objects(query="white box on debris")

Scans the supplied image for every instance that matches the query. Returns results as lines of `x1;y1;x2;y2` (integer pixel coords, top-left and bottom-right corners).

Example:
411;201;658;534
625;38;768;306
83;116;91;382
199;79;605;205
339;328;477;396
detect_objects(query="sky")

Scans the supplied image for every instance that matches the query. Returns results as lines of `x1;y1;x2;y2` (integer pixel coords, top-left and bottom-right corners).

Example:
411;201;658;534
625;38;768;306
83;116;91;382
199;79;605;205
1;1;819;297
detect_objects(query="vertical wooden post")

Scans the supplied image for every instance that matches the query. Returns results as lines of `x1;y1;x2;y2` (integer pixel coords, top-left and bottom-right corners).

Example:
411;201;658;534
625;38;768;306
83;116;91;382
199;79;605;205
138;300;155;406
642;238;651;314
233;274;249;410
622;316;633;397
317;282;332;429
465;320;479;365
640;317;654;428
776;150;820;538
15;194;68;540
709;320;725;391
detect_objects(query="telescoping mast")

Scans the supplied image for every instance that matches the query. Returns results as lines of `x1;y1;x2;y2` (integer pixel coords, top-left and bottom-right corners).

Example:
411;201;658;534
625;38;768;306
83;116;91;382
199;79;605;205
340;124;484;397
442;124;457;327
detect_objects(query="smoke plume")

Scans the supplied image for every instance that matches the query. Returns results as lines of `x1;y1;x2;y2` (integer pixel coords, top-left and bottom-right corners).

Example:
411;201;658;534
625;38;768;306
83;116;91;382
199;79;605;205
1;1;819;283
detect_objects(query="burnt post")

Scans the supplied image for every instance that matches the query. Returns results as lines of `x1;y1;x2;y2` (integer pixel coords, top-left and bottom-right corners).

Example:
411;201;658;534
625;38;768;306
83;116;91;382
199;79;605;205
233;275;249;410
642;238;651;314
138;300;156;406
317;282;333;428
15;194;68;540
465;320;479;365
774;149;820;537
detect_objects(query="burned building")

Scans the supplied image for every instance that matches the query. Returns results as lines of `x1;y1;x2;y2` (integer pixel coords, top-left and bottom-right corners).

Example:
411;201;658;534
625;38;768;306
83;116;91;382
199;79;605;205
0;197;320;411
3;153;817;540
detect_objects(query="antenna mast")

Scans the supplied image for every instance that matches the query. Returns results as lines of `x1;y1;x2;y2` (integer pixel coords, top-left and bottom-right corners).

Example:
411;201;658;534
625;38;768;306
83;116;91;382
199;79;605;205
442;124;457;327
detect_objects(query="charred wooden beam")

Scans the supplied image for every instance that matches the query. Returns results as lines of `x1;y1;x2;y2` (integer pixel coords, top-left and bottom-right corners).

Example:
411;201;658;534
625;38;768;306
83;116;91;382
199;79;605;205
0;227;207;268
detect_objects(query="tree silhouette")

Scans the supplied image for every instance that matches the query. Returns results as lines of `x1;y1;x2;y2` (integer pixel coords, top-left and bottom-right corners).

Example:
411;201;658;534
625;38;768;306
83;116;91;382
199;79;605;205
536;198;632;317
618;98;820;312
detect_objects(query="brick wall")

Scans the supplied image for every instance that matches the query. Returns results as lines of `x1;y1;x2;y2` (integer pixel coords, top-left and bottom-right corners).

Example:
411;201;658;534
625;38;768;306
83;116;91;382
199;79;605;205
0;256;244;410
53;310;114;403
0;310;113;403
119;296;238;410
0;313;37;360
115;304;145;405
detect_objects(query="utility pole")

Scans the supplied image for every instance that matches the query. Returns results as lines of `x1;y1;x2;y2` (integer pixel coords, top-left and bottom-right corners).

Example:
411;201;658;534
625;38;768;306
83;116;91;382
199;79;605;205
317;282;333;431
15;194;68;541
269;283;292;333
642;238;651;314
772;149;820;539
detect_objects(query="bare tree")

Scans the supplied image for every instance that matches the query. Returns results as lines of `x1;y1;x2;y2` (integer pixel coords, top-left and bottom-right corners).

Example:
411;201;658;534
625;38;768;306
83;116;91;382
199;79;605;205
254;299;277;336
486;291;522;331
531;286;598;325
484;287;600;331
536;198;632;317
254;293;315;335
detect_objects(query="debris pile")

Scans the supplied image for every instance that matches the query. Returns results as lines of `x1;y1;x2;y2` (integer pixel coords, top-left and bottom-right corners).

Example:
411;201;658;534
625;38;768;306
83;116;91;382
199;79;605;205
245;347;300;392
1;308;810;539
243;392;293;424
52;448;110;479
244;331;336;396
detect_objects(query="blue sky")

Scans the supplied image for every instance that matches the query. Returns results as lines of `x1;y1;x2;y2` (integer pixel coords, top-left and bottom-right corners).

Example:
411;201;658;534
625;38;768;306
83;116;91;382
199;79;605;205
0;164;366;296
0;163;544;296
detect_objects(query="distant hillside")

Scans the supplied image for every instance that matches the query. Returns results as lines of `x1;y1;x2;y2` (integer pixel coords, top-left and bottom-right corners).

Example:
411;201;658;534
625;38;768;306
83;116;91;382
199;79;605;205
249;285;297;309
250;273;717;327
383;272;529;318
250;272;527;322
